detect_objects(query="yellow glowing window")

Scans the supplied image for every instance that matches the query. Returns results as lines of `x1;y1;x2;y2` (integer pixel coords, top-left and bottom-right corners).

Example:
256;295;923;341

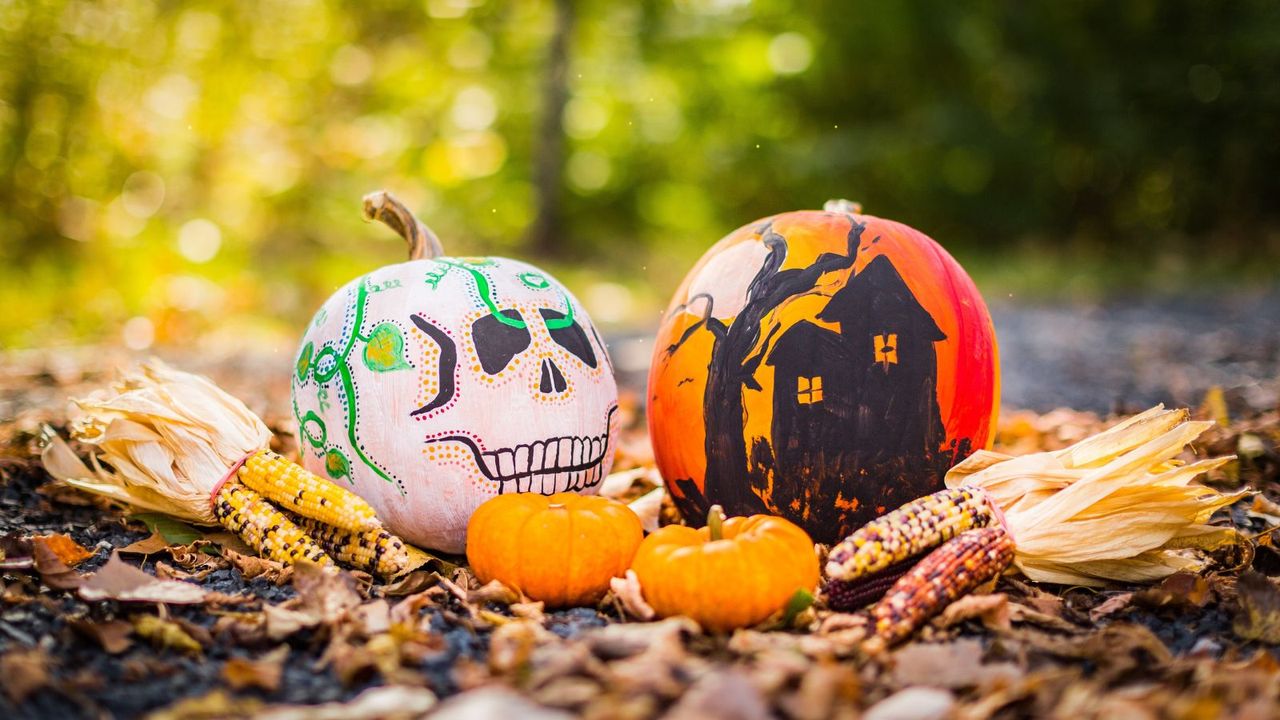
797;376;823;404
874;333;899;366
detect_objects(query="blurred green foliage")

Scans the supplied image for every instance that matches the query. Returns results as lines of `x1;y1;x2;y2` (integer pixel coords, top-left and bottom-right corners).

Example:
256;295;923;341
1;0;1278;351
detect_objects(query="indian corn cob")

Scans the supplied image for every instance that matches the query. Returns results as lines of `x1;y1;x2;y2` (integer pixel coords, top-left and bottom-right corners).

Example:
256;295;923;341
214;480;333;566
237;449;381;533
823;487;995;610
290;513;412;578
823;563;912;611
870;526;1015;645
39;361;410;572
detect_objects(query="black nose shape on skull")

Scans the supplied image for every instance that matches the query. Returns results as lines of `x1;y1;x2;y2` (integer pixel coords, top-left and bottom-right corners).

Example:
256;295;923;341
539;358;567;394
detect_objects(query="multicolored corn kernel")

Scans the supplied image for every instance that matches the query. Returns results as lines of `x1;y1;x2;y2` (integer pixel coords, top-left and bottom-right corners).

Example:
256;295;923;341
213;480;333;566
869;525;1015;645
825;486;995;582
290;513;412;578
238;449;380;532
823;561;912;611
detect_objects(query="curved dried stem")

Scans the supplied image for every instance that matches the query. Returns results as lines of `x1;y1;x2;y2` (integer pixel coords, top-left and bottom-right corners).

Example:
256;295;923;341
361;190;444;260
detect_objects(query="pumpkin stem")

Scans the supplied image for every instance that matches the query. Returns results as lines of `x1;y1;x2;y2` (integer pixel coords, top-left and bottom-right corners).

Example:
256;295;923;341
708;504;726;541
823;198;863;214
362;190;445;260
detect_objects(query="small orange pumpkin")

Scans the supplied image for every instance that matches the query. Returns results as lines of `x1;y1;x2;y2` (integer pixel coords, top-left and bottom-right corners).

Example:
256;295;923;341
466;492;643;608
630;506;819;632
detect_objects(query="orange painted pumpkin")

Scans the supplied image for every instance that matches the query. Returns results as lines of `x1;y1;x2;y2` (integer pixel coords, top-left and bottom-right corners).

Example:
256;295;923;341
630;507;819;632
466;492;642;607
647;201;999;544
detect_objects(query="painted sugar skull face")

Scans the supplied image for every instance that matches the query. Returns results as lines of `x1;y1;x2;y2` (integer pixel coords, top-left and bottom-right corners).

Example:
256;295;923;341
292;255;618;553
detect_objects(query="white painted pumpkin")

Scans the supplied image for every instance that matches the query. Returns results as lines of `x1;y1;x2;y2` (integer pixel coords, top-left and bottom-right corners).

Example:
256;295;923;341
291;193;618;553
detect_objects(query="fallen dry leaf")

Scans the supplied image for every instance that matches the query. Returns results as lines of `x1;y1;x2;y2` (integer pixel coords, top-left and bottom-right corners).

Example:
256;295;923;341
378;570;438;597
664;668;771;720
609;569;656;621
264;604;318;641
79;553;207;604
864;686;955;720
489;619;550;674
1006;602;1084;634
1088;592;1135;623
257;684;437;720
32;539;85;590
890;638;1022;690
33;533;94;566
262;564;364;640
133;613;204;655
1232;571;1280;643
1134;572;1215;609
293;562;365;622
468;579;520;605
774;660;860;720
628;487;665;533
222;645;289;692
71;618;135;654
430;688;567;720
144;689;263;720
118;532;174;556
0;648;51;704
937;592;1011;633
585;617;697;660
165;541;228;574
0;534;34;570
354;599;392;637
221;547;291;582
1011;623;1172;683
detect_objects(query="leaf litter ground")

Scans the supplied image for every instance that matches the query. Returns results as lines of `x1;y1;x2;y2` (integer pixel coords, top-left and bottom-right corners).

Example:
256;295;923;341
1;351;1279;720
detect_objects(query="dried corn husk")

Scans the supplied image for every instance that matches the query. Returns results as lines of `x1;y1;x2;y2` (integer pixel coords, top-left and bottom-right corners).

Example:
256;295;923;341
41;361;270;524
947;405;1245;585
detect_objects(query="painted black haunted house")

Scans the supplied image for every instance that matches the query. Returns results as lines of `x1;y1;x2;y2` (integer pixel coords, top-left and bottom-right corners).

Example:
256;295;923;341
762;254;954;537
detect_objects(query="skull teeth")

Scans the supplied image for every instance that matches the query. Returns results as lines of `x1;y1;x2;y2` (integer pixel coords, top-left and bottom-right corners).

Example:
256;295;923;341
476;426;612;493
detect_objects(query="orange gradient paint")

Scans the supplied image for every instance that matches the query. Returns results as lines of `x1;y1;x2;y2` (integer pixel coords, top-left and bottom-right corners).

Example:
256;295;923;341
647;208;999;543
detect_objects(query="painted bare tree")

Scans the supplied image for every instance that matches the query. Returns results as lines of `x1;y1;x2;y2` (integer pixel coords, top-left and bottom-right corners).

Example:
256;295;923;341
662;214;866;518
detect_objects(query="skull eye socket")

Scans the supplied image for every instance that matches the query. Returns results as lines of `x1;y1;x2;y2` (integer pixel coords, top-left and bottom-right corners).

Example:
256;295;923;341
472;309;531;374
539;309;597;368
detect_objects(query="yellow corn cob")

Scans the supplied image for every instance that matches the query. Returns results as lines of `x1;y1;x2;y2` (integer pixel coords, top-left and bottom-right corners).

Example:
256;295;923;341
825;487;994;584
289;513;412;578
213;480;333;566
870;526;1015;645
237;450;380;532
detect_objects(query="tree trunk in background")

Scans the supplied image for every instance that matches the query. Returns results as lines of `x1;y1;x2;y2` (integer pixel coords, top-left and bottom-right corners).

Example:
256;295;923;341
528;0;574;258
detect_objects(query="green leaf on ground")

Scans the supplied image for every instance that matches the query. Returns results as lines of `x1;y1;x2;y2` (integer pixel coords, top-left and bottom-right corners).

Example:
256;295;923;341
130;514;203;546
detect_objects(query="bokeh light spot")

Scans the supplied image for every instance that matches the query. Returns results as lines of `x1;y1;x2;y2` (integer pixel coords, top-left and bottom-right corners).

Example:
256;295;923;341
330;45;374;87
121;171;165;219
564;97;610;139
177;219;222;263
567;150;612;193
768;32;813;76
584;282;633;324
452;85;498;131
122;316;155;350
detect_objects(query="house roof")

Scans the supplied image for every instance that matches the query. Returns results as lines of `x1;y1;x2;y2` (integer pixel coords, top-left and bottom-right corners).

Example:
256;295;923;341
765;320;850;369
817;254;945;342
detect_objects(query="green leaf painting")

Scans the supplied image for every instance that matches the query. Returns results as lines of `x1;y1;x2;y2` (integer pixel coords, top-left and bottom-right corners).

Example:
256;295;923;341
295;341;314;381
363;322;411;372
325;448;351;481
